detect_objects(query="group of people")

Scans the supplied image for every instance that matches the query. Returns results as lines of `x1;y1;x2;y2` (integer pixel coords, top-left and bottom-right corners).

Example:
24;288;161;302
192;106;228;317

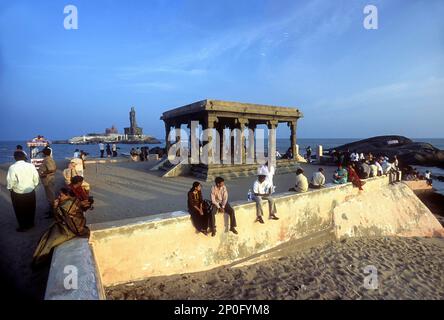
187;177;238;237
6;145;93;267
130;146;150;162
404;166;434;186
99;143;119;158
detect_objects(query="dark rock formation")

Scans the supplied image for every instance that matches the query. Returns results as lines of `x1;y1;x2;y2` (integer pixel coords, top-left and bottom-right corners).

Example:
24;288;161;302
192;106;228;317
327;135;444;168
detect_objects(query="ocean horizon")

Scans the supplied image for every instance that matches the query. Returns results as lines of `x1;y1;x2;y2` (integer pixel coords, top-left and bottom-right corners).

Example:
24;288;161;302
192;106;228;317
1;137;443;164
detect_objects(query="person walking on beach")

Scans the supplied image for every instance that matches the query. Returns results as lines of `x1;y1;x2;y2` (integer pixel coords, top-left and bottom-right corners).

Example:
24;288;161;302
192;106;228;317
187;182;209;235
99;142;105;158
39;147;57;217
210;177;238;236
112;143;117;157
106;144;112;158
289;168;308;193
6;151;40;232
310;168;326;189
253;173;279;224
306;146;312;163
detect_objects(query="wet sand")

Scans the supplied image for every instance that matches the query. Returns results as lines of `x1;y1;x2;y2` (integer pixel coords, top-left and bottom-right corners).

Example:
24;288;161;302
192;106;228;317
106;237;444;300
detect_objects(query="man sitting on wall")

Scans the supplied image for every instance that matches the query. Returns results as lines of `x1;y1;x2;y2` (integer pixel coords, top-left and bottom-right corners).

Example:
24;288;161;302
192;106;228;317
289;168;309;193
309;168;326;189
210;177;238;236
253;171;279;224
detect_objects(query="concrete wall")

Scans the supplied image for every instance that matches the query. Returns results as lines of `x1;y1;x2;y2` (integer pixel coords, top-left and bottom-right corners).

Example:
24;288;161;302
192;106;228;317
88;176;443;287
45;238;105;300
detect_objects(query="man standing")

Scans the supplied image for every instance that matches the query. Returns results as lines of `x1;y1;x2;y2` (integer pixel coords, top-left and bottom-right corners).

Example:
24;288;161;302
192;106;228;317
106;144;112;158
210;177;238;236
253;173;279;224
306;146;312;163
39;148;57;217
99;142;105;158
6;151;40;231
112;143;117;157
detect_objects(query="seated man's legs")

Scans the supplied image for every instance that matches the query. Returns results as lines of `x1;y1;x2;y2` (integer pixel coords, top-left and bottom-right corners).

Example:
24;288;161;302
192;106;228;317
263;195;277;217
209;205;217;232
254;196;264;218
224;203;237;229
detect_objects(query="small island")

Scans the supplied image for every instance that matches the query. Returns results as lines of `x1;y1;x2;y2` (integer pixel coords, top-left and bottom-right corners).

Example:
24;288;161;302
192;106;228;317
54;107;161;145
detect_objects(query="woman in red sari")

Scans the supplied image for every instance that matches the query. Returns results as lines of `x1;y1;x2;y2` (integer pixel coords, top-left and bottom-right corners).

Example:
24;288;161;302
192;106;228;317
347;164;365;191
70;176;94;211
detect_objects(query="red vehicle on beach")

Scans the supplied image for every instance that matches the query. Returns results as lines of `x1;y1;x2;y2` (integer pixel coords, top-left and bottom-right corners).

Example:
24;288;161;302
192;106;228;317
26;135;51;169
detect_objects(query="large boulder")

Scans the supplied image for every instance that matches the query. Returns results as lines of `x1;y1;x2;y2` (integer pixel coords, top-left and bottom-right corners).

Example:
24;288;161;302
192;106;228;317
327;135;444;168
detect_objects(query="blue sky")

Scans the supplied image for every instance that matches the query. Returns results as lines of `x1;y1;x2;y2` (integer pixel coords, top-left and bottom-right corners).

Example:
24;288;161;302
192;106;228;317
0;0;443;140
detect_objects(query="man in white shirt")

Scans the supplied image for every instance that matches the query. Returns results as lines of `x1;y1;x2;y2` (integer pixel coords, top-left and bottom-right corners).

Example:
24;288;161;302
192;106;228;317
310;168;326;189
289;168;309;193
257;162;275;194
99;142;105;158
6;151;40;231
253;174;279;224
73;149;80;158
375;160;383;176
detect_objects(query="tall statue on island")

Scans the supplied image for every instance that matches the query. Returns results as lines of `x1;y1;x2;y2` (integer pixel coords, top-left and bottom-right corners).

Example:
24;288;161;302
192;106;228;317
124;107;143;138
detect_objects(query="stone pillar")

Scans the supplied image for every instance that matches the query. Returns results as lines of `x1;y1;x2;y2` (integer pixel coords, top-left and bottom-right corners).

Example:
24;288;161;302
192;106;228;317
289;120;297;160
175;123;181;158
268;120;278;167
206;116;216;164
235;118;248;164
188;121;199;164
164;121;172;154
247;123;256;164
317;145;323;163
217;124;228;164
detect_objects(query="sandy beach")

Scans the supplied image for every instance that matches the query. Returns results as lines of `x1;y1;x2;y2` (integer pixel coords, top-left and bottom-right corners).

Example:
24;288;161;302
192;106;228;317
0;159;443;299
106;236;444;300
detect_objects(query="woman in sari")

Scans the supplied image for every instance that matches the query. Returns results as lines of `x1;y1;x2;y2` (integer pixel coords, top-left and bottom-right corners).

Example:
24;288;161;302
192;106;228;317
333;165;348;184
187;182;209;235
347;164;365;191
32;188;89;267
70;175;94;211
